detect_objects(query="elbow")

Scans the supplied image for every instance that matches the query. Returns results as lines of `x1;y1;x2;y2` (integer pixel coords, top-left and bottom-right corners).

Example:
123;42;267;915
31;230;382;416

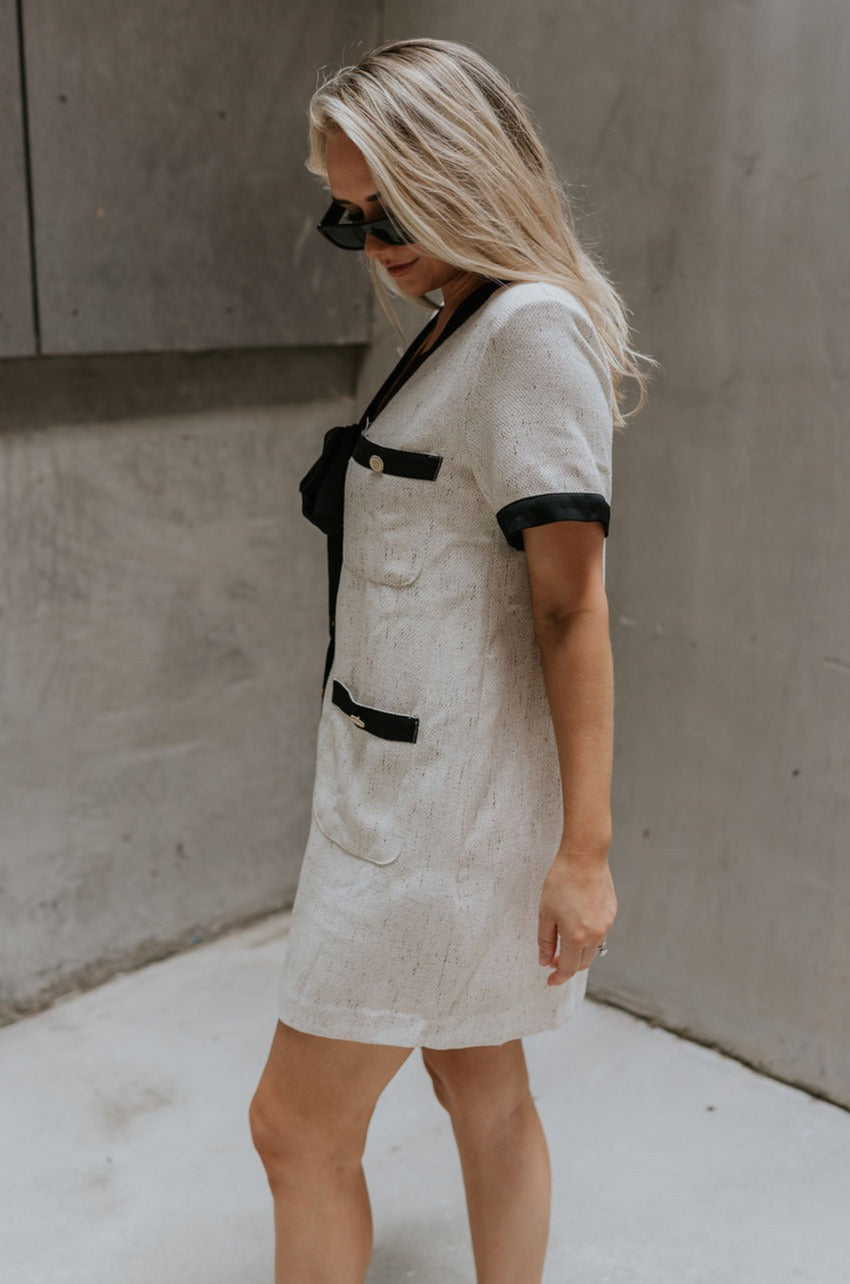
534;589;609;634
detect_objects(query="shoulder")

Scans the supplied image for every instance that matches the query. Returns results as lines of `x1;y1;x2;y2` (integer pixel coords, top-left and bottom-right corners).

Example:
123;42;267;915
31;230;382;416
468;281;603;372
467;281;610;392
480;280;593;333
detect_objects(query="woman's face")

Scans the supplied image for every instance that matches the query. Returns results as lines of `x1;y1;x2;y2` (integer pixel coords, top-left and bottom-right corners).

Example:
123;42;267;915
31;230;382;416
323;130;477;302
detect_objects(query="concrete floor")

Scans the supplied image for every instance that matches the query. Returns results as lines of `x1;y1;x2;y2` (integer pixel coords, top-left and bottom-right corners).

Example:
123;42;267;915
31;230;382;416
2;911;847;1284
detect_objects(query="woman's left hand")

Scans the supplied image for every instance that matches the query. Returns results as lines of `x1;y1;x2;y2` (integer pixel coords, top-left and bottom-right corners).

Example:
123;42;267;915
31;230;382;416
538;850;618;984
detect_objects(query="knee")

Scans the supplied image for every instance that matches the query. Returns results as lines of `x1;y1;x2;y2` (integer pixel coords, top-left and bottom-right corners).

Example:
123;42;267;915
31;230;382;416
421;1055;452;1113
421;1049;484;1118
248;1081;311;1175
420;1046;533;1128
248;1081;364;1180
248;1083;287;1171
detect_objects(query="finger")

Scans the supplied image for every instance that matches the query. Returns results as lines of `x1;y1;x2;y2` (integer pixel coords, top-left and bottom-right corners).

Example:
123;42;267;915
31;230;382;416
547;936;603;983
546;944;582;984
538;916;558;966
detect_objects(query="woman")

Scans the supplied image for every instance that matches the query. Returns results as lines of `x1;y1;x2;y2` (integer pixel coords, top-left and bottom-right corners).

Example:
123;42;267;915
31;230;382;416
250;37;653;1284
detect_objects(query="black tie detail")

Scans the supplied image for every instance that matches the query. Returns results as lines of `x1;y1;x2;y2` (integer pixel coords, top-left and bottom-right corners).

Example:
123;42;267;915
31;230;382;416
298;278;512;697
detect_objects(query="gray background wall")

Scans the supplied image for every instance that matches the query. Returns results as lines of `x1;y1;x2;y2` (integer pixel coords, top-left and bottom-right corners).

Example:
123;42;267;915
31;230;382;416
0;345;362;1014
1;2;847;1107
377;0;849;1107
7;2;374;353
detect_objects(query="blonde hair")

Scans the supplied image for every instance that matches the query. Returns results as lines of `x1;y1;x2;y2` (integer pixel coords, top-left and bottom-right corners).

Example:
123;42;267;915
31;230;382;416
306;37;657;426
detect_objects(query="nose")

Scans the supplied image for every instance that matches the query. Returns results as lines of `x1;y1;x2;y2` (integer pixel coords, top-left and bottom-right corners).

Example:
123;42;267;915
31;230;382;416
362;232;386;258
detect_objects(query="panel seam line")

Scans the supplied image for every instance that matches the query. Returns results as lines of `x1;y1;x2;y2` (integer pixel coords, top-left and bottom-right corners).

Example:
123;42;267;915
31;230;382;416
15;0;41;353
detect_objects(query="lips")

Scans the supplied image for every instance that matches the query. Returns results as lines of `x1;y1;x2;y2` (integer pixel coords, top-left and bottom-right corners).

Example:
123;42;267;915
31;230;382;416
386;259;418;275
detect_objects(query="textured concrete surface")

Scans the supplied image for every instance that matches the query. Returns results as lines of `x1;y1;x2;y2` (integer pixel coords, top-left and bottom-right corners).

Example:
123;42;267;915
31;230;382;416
2;910;848;1284
0;346;360;1021
383;0;850;1106
20;1;374;354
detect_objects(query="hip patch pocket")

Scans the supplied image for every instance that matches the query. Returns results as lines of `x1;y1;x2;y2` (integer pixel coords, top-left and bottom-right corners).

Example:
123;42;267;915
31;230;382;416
311;679;420;864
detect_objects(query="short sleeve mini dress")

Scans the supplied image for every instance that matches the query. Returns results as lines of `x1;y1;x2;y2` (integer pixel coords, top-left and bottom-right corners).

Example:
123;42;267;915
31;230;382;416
276;277;614;1049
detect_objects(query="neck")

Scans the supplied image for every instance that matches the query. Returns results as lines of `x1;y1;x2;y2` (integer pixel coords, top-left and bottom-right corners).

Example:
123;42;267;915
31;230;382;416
439;270;490;316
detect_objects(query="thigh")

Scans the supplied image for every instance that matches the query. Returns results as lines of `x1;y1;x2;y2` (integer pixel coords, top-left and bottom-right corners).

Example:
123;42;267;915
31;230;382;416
420;1039;531;1114
251;1019;414;1155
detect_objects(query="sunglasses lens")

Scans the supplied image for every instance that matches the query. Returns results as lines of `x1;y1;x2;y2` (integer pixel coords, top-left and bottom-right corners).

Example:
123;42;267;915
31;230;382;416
325;225;365;249
373;222;410;246
318;203;414;250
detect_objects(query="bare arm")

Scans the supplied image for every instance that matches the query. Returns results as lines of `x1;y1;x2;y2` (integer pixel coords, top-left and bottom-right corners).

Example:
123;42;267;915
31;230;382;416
523;518;618;982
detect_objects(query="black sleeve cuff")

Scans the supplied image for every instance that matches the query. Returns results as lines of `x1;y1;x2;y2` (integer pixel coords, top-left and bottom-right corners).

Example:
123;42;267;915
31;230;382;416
496;492;611;549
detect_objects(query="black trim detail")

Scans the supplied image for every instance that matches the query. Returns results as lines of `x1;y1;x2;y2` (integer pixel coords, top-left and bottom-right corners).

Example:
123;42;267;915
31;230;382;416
302;278;513;703
361;277;513;428
331;680;419;743
352;434;443;480
496;493;611;549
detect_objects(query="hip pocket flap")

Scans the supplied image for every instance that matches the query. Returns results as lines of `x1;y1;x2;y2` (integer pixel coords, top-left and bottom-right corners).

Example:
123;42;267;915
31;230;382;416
331;679;419;743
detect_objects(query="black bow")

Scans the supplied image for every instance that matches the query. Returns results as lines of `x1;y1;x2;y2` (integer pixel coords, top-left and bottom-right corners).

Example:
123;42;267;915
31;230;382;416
299;420;363;536
298;420;364;696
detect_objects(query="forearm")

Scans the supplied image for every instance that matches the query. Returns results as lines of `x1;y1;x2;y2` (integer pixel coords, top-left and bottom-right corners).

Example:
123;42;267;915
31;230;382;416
534;604;614;862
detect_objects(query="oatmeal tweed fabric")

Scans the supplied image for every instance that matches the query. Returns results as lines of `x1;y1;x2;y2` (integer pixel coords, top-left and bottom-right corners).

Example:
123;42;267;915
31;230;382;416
277;281;614;1048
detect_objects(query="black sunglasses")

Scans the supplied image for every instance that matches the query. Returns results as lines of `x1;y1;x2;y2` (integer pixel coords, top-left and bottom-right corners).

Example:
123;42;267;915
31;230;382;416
316;199;417;251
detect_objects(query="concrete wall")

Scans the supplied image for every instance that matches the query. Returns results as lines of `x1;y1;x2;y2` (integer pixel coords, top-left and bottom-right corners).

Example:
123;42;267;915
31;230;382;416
2;2;847;1108
1;3;378;1017
6;2;374;355
381;2;850;1103
0;345;362;1018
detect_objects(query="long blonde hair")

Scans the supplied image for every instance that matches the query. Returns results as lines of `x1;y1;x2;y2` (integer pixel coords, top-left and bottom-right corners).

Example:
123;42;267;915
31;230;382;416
306;37;656;426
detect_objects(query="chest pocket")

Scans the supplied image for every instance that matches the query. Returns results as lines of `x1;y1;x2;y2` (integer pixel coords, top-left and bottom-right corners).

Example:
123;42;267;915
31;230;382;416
342;432;443;587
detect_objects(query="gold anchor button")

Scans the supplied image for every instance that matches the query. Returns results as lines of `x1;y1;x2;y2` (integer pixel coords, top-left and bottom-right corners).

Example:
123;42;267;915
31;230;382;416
368;454;384;473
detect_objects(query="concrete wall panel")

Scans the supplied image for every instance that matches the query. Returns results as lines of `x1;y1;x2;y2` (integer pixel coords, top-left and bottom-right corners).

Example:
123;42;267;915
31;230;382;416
0;0;36;355
384;3;850;1103
0;345;360;1016
21;2;375;354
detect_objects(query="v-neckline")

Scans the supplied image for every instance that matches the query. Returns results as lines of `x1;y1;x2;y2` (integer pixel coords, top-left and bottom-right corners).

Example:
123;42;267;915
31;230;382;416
360;277;511;430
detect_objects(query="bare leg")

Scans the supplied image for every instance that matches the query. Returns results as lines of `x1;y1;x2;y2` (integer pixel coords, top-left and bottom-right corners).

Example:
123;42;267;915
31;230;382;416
422;1040;551;1284
249;1019;414;1283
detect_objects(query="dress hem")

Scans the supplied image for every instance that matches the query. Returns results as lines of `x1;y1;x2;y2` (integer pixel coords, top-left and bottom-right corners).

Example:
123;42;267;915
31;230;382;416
276;981;587;1049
